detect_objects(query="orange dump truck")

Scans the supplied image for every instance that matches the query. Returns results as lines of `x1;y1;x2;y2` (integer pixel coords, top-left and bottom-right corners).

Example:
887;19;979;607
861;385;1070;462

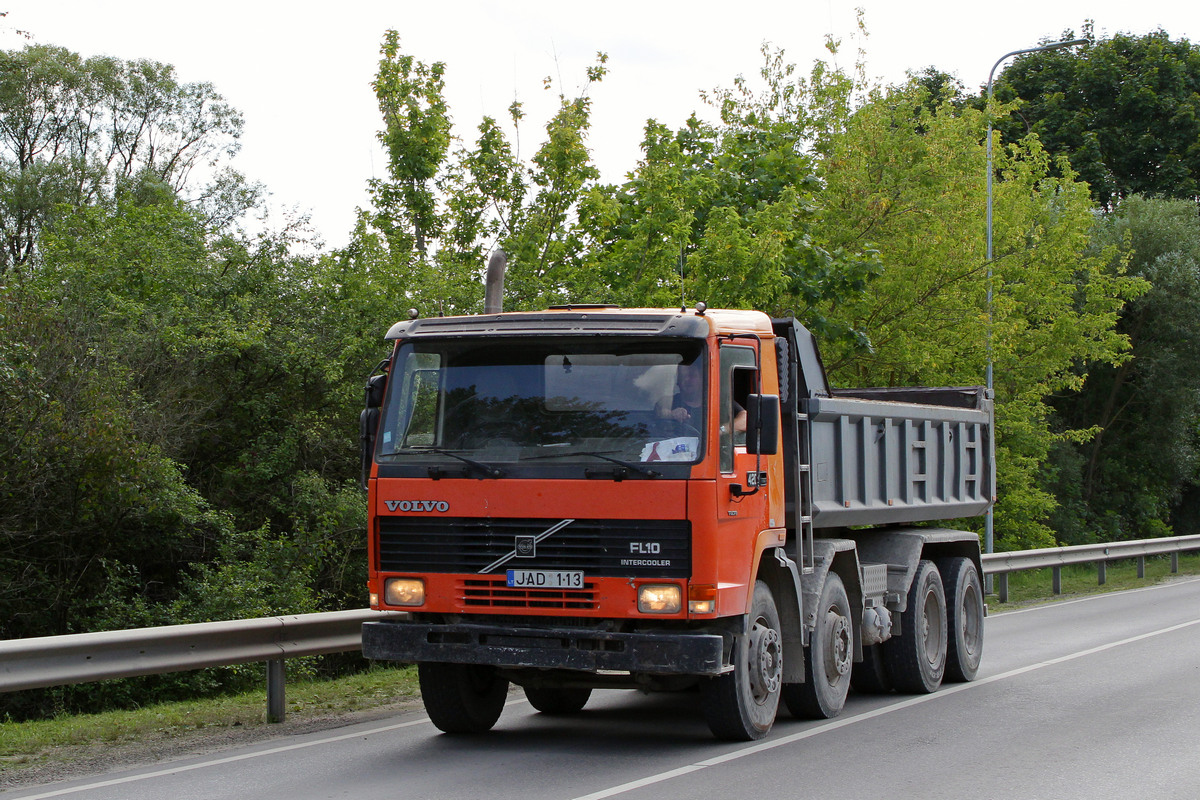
360;296;993;740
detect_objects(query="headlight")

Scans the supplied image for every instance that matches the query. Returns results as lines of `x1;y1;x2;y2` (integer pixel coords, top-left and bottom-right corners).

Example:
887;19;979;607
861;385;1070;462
638;584;682;614
384;577;425;606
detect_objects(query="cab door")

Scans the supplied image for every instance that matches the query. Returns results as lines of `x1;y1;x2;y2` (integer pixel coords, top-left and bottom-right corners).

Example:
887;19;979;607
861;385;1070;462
716;343;771;539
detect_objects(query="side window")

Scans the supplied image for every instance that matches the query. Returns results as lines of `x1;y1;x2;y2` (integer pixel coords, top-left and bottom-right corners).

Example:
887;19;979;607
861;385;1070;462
402;368;440;446
719;345;757;472
380;351;442;452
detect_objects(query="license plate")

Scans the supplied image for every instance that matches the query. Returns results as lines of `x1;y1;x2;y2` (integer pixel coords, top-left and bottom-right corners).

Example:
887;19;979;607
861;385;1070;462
506;569;584;589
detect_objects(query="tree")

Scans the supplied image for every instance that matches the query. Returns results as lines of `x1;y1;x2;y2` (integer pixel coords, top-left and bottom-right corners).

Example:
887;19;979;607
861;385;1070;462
0;43;252;274
579;44;880;332
992;25;1200;208
1049;196;1200;542
350;32;610;314
810;77;1143;549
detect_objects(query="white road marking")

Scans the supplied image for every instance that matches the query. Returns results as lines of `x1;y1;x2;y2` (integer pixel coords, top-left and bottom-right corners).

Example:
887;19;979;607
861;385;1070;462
11;698;529;800
569;615;1200;800
13;581;1199;800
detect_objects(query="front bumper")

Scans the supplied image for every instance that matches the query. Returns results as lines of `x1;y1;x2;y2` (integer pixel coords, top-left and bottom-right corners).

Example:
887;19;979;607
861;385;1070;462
362;620;726;675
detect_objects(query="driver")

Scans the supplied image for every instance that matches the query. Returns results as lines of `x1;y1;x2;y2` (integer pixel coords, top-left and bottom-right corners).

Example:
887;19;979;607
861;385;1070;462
657;361;747;433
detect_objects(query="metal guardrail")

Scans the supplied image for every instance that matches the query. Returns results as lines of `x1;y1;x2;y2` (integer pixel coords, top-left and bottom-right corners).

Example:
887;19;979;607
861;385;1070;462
0;609;404;721
1;535;1197;721
982;534;1200;603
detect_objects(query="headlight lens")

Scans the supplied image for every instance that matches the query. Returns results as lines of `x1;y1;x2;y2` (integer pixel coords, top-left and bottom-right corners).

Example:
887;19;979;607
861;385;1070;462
638;584;682;614
384;577;425;606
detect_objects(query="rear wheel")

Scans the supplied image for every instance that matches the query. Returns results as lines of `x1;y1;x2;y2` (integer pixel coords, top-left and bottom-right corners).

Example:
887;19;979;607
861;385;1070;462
524;686;592;714
783;573;852;719
701;580;782;740
884;560;947;694
940;557;984;682
418;662;509;733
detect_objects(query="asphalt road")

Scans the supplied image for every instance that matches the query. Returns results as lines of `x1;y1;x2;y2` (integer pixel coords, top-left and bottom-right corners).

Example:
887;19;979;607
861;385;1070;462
8;576;1200;800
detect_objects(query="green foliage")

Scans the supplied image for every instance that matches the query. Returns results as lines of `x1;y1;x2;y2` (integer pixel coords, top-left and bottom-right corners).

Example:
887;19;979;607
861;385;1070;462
993;25;1200;208
810;77;1143;549
1049;196;1200;542
580;44;880;333
350;31;611;314
0;43;252;274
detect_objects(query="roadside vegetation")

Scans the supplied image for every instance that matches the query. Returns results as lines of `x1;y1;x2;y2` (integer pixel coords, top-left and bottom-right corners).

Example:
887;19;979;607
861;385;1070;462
0;665;419;782
989;552;1200;606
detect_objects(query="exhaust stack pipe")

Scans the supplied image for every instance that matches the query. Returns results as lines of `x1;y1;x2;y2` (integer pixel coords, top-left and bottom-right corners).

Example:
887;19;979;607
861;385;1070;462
484;250;507;314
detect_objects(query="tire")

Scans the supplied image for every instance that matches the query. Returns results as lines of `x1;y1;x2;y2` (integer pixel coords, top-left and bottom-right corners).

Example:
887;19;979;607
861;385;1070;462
700;581;783;740
524;686;592;714
418;662;509;733
851;644;892;694
939;557;985;682
783;573;852;719
883;560;947;694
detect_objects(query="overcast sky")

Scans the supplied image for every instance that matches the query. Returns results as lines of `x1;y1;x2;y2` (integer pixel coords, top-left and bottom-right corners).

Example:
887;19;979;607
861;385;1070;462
4;1;1198;248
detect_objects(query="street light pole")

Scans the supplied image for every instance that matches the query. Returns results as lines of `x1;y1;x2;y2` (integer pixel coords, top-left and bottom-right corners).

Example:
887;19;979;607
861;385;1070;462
983;37;1087;560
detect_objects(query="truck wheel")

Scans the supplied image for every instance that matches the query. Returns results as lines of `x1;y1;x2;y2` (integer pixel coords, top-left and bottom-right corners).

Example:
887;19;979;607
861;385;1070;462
884;560;947;694
524;686;592;714
783;573;852;719
418;662;509;733
700;580;782;740
939;557;984;682
850;644;892;694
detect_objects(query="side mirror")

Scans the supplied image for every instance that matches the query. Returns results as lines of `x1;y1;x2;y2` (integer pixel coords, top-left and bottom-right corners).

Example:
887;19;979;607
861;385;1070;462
360;371;387;490
360;407;381;490
745;394;779;455
365;373;387;409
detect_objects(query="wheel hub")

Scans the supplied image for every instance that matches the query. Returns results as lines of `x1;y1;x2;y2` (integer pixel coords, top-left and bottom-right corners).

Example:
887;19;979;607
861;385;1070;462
824;610;852;681
749;621;782;699
922;591;945;667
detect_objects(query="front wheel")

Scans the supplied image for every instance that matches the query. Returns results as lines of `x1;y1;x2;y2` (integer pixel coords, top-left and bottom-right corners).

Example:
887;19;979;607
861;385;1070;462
783;572;852;719
700;580;782;740
418;662;509;733
940;557;984;682
884;560;947;694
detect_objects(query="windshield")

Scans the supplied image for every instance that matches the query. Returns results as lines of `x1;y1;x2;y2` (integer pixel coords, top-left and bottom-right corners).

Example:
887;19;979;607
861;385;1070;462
377;338;706;465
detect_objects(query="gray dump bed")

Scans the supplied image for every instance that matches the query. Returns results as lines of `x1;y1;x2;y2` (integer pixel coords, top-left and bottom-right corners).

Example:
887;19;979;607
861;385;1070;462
803;386;994;528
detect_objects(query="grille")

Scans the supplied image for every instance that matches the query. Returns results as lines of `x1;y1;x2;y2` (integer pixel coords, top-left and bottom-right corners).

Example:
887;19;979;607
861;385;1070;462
377;517;690;578
461;578;598;610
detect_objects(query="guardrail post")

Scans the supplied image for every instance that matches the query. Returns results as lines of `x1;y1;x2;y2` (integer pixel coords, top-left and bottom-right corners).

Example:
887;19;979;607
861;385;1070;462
997;573;1009;604
1097;561;1107;586
1172;552;1179;574
1052;566;1062;595
1137;556;1145;579
267;659;286;723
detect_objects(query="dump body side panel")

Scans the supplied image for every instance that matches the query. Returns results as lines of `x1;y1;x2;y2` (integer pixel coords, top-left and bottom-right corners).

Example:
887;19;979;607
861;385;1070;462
805;393;993;528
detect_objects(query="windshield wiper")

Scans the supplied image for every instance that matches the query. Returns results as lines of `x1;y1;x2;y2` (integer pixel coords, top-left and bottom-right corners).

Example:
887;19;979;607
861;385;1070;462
522;450;660;479
407;447;505;479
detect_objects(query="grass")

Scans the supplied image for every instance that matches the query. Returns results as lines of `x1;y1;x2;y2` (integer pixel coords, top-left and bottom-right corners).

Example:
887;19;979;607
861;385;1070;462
3;553;1198;777
0;664;419;776
986;551;1200;606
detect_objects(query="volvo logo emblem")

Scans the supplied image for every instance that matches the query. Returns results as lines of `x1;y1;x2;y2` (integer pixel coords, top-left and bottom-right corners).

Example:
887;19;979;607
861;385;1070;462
384;500;449;512
515;536;536;558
